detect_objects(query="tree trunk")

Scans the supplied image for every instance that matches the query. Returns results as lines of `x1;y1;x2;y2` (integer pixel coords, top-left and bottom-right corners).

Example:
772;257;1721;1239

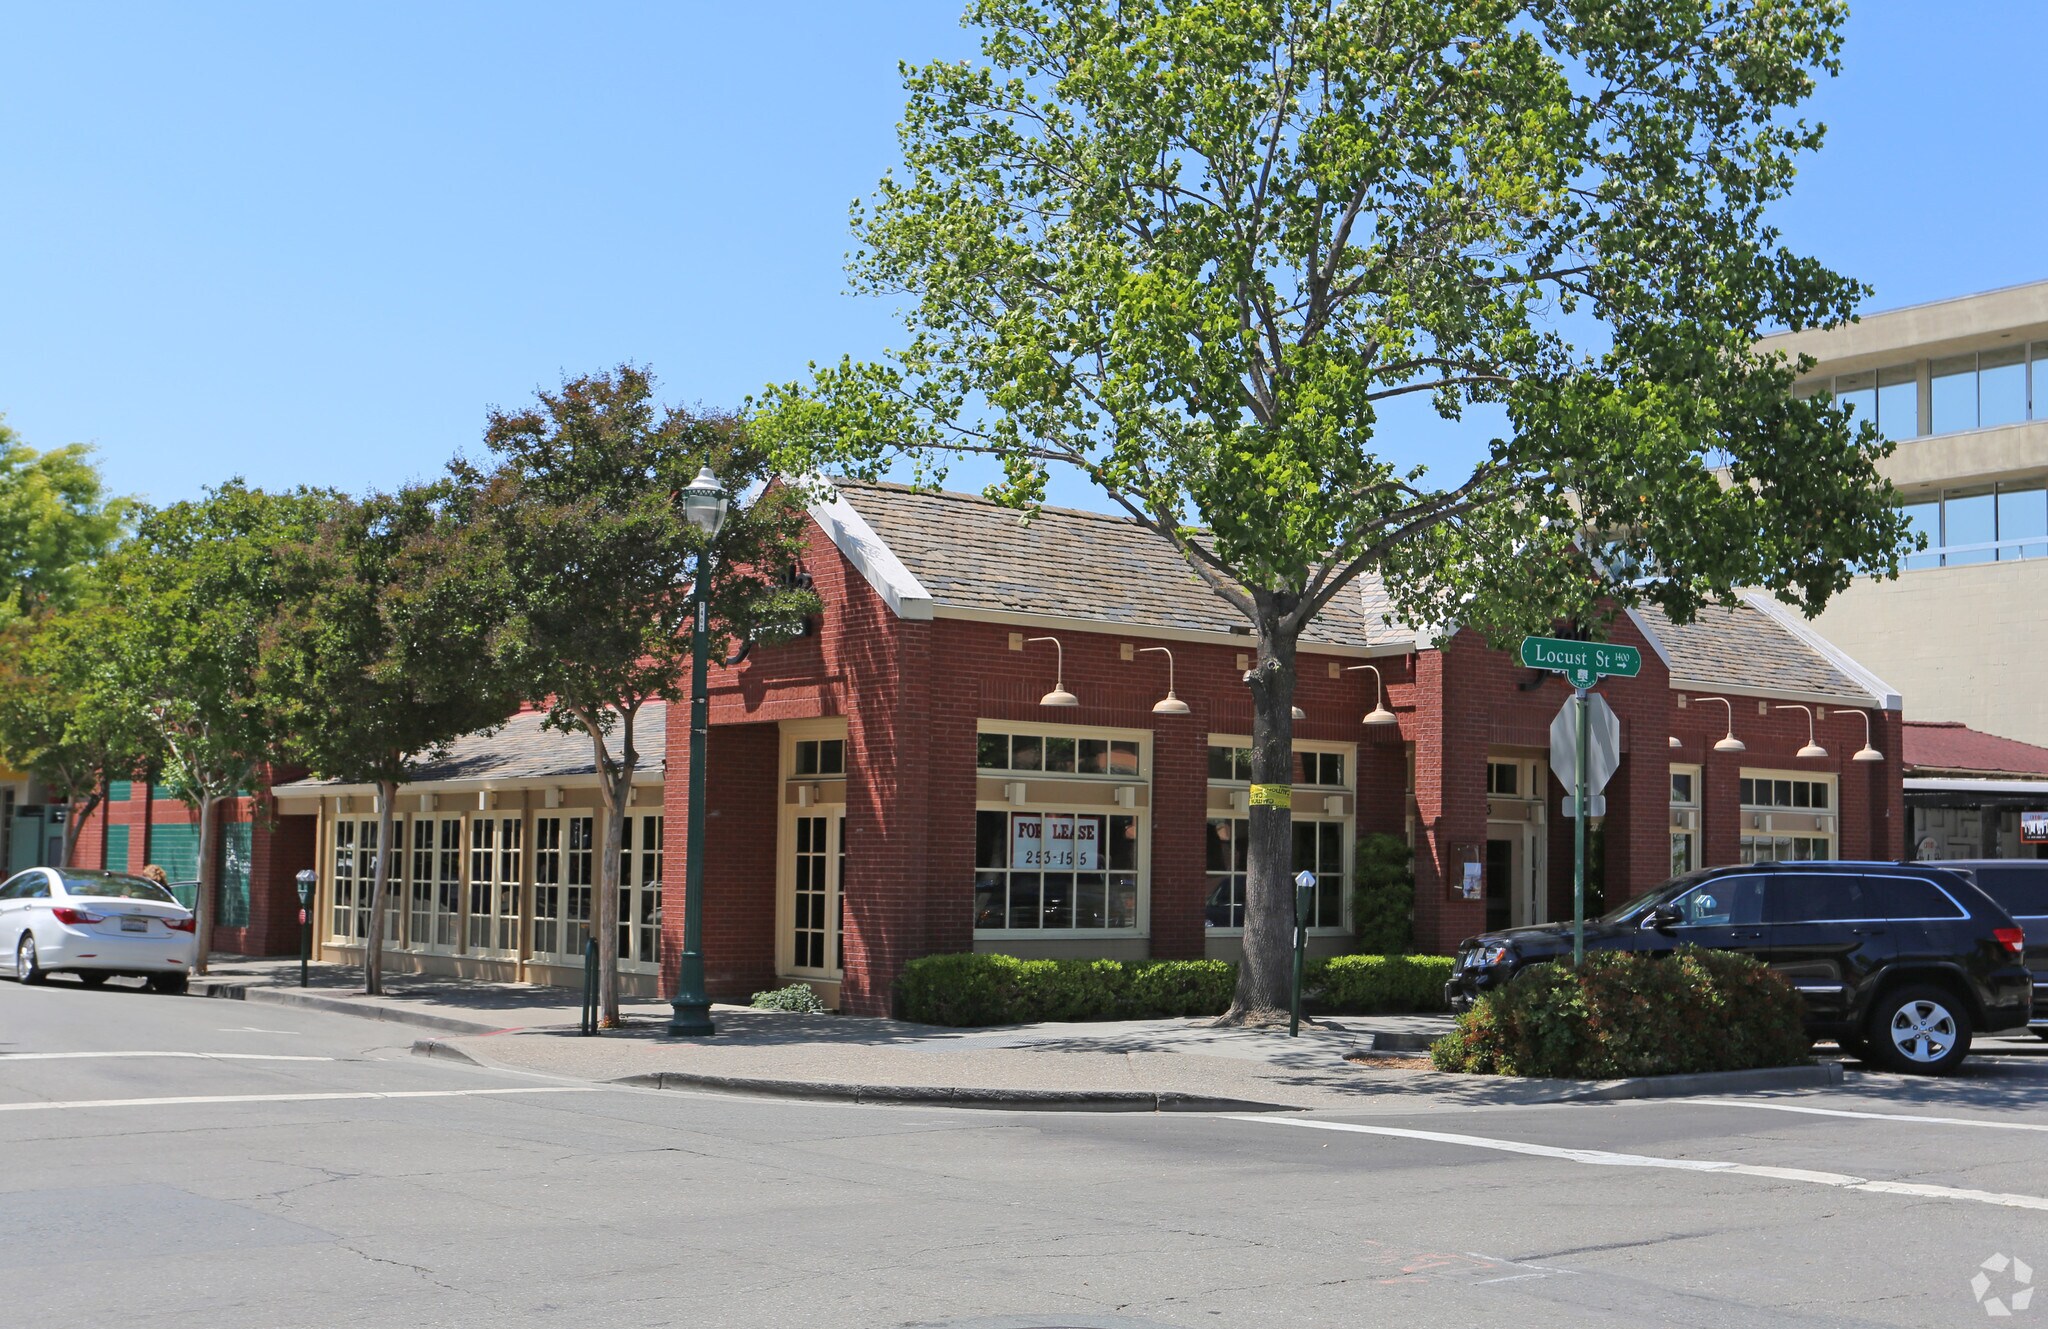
587;711;635;1030
365;778;397;995
1219;616;1299;1025
193;793;218;975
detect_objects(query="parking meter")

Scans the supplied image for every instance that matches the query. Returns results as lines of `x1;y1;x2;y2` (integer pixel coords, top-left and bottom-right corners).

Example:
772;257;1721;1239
1290;869;1317;1037
294;870;317;988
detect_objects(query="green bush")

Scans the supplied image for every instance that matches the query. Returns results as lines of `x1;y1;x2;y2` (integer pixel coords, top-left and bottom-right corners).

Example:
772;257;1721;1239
1431;946;1809;1078
898;954;1238;1026
1309;953;1454;1013
749;983;827;1014
1352;833;1416;953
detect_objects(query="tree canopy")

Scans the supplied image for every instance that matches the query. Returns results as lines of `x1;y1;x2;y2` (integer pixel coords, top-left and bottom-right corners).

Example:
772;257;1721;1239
766;0;1912;1018
0;417;131;623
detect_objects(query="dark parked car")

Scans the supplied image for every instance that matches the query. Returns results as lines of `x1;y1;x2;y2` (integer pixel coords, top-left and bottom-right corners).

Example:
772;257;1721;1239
1922;859;2048;1039
1445;861;2032;1074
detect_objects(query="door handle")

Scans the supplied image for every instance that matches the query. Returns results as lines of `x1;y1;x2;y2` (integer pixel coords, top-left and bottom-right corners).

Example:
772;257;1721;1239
1734;930;1766;940
1849;926;1888;937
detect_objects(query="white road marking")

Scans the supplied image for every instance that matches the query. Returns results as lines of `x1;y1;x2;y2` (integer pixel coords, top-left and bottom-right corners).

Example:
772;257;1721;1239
219;1027;300;1034
1234;1116;2048;1212
1688;1098;2048;1133
0;1087;603;1113
0;1051;332;1063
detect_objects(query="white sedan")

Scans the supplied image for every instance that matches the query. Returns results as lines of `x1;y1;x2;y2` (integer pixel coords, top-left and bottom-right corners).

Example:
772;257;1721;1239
0;867;198;993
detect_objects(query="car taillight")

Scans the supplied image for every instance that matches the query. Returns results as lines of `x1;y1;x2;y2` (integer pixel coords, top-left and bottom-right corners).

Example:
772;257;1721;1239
164;917;197;933
52;907;105;925
1995;926;2026;956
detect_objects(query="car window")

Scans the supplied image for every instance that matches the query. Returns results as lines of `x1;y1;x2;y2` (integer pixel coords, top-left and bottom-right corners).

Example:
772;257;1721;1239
1969;866;2048;918
59;873;177;904
1864;875;1968;919
1673;875;1765;927
0;873;25;901
1761;872;1900;921
19;875;52;900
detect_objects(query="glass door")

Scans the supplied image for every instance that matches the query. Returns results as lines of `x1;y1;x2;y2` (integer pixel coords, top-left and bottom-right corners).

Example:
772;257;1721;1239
788;810;843;980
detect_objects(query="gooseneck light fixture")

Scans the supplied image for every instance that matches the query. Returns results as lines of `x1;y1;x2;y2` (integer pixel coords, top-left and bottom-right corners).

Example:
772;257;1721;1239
1344;664;1399;727
1026;636;1079;708
1775;703;1829;760
669;462;731;1039
1851;709;1885;763
1136;646;1191;715
1694;696;1746;754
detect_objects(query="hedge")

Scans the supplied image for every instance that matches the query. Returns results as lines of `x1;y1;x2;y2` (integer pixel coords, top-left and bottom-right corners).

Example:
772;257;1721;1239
897;952;1452;1026
1430;946;1809;1078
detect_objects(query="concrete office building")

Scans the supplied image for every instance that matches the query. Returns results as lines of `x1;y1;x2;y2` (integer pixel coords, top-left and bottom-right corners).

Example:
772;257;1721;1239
1760;282;2048;758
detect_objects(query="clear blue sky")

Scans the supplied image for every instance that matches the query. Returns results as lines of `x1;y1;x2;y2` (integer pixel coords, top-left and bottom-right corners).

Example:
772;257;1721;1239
3;2;2044;512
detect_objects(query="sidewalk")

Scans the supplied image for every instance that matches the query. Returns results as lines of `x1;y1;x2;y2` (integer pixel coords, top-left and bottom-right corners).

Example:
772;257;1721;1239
189;957;1841;1109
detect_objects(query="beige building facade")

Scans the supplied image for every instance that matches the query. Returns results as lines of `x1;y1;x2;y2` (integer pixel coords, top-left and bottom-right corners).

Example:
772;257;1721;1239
1759;281;2048;749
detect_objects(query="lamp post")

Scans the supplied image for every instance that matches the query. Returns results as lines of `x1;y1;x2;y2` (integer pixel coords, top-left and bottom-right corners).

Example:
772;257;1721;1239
668;464;730;1038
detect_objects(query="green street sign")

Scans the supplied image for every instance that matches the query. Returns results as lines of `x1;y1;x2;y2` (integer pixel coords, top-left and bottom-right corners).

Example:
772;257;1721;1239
1519;636;1642;690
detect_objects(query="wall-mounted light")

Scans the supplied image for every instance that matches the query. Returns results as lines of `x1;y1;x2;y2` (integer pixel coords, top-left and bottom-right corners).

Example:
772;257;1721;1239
1850;709;1885;763
1668;735;1682;749
1695;696;1746;753
1136;646;1191;715
1229;789;1250;813
1004;781;1029;806
1344;663;1398;727
419;792;437;814
1025;636;1079;707
543;786;564;809
795;784;815;809
1114;785;1138;809
1775;703;1828;759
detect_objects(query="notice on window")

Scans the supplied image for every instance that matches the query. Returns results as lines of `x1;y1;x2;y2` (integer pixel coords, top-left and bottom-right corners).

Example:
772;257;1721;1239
2024;811;2048;844
1012;814;1102;870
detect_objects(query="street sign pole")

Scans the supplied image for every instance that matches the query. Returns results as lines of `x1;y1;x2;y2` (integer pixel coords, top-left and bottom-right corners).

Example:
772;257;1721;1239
1574;686;1589;967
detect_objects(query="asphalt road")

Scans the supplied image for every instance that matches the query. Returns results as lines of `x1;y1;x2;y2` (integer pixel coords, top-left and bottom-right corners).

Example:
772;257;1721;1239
5;976;2048;1328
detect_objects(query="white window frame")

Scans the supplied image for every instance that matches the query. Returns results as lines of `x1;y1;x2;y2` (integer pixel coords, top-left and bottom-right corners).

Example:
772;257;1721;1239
1203;733;1355;936
618;811;664;974
1669;763;1701;876
1738;767;1838;864
531;812;595;963
973;720;1152;940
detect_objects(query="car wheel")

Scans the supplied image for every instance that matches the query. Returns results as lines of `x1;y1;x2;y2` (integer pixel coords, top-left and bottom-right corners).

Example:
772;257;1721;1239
148;973;189;996
76;972;109;988
1868;984;1973;1075
16;934;46;985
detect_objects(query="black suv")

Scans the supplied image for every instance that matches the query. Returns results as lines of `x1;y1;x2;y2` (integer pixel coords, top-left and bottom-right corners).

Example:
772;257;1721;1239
1445;861;2032;1074
1922;859;2048;1040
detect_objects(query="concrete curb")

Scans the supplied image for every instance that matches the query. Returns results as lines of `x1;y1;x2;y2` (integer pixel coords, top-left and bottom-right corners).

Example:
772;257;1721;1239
1554;1060;1845;1102
609;1068;1297;1113
410;1039;486;1066
194;979;514;1038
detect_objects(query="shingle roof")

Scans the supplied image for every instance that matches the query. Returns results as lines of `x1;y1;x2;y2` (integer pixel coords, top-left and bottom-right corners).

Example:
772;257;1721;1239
836;480;1412;648
1634;600;1870;701
273;703;666;792
1903;721;2048;778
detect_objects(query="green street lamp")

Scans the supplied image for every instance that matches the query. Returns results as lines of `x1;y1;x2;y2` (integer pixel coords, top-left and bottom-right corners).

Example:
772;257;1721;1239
669;464;730;1037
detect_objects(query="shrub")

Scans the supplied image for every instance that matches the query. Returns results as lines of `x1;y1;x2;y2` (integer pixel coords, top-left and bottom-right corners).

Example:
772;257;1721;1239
1351;833;1416;953
898;954;1238;1026
1430;946;1809;1078
750;983;827;1014
1309;953;1455;1013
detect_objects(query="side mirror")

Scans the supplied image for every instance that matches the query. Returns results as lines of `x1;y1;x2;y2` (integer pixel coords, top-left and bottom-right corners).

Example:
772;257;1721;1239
1641;904;1681;932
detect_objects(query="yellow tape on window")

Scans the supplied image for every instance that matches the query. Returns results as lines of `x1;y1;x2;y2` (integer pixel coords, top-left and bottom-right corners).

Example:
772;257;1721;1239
1247;783;1291;808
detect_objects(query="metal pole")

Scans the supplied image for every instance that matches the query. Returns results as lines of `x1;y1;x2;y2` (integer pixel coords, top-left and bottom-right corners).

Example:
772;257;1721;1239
668;553;717;1037
1573;685;1589;967
299;910;310;988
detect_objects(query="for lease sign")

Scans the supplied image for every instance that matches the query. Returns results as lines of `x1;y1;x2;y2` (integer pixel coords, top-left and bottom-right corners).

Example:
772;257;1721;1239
2024;811;2048;845
1011;814;1102;870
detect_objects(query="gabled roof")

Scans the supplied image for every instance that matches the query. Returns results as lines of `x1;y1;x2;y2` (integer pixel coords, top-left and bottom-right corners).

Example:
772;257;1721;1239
1903;720;2048;779
819;479;1894;706
271;703;666;795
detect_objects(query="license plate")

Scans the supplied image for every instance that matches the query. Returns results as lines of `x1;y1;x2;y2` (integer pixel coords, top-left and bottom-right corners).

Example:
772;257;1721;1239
121;915;148;933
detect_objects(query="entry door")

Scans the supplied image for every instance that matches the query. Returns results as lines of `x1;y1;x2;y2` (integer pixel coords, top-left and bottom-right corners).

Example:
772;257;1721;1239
1484;838;1514;933
1487;829;1546;931
787;810;844;979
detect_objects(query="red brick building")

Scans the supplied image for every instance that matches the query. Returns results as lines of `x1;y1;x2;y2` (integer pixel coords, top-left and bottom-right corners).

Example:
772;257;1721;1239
664;481;1907;1015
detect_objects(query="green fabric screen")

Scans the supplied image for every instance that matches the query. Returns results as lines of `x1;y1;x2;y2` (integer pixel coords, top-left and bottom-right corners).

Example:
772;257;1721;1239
108;780;133;803
104;824;130;873
221;821;252;928
149;823;200;885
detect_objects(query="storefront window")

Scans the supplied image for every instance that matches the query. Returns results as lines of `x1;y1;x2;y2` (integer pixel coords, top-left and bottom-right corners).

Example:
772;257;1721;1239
973;809;1138;931
1738;771;1836;863
981;729;1140;776
1203;819;1345;929
1669;765;1700;875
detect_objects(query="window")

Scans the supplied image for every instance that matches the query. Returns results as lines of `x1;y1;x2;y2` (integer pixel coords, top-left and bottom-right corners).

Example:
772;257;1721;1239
1902;496;1942;571
1767;874;1891;924
974;810;1139;931
1295;752;1346;786
1486;762;1520;797
1739;777;1831;810
619;814;663;969
982;729;1141;776
405;816;462;949
467;816;523;954
1205;819;1346;930
330;818;396;941
1943;486;1997;566
1672;875;1764;927
1999;483;2048;561
1208;745;1252;781
794;739;846;777
1826;364;1918;441
1669;765;1700;876
1971;865;2048;918
533;815;593;960
332;821;357;938
1207;742;1352;788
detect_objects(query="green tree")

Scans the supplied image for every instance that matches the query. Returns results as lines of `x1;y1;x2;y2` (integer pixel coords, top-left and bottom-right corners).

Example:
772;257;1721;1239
100;482;339;971
474;366;816;1027
0;417;132;622
0;604;155;868
767;0;1912;1020
260;481;526;995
